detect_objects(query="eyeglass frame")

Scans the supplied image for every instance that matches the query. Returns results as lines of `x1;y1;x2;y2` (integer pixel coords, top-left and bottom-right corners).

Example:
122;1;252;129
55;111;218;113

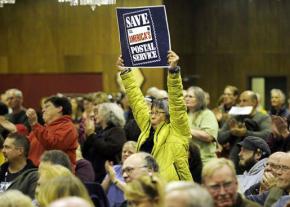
276;164;290;171
149;111;166;116
265;162;280;170
122;165;148;175
206;180;235;192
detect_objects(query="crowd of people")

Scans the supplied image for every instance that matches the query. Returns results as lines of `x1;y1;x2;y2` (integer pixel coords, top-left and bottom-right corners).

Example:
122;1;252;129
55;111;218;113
0;50;290;207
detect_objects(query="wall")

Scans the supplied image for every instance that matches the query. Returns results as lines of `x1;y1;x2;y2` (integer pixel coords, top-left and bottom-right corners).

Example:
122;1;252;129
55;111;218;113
0;0;164;108
0;73;102;109
166;0;290;108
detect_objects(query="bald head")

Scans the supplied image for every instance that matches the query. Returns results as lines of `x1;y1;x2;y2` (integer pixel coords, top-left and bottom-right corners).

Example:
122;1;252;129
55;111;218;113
5;88;23;111
239;90;258;108
269;151;285;162
122;152;159;183
265;152;286;175
48;197;92;207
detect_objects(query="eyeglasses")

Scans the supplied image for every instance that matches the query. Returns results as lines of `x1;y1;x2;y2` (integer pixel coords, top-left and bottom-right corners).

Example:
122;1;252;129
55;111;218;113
149;111;165;115
207;181;234;191
266;162;280;170
276;164;290;171
122;166;147;175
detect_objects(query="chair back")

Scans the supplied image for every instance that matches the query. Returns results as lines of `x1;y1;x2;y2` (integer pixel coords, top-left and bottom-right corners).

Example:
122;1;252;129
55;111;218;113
84;182;110;207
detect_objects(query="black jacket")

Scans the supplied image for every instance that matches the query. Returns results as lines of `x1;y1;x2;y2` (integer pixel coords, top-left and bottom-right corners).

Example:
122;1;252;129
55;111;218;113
8;168;38;199
82;124;126;183
0;159;38;199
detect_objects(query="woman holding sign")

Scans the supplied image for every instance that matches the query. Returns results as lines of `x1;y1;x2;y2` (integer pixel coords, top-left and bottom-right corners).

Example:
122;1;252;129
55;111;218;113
117;51;192;181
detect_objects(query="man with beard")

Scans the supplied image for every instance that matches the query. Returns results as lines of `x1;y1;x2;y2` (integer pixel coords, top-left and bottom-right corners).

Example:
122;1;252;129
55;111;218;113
218;90;272;173
202;158;260;207
237;136;271;193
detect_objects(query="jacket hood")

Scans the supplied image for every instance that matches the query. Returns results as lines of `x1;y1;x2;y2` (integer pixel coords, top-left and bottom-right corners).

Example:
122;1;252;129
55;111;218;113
247;158;268;175
47;115;73;126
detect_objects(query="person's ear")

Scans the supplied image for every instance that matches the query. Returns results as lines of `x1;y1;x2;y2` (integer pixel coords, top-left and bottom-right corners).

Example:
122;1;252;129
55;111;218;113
57;106;63;114
17;147;24;156
255;149;262;160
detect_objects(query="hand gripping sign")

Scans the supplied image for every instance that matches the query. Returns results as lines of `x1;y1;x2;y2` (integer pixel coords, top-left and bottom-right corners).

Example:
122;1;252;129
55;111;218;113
116;5;171;68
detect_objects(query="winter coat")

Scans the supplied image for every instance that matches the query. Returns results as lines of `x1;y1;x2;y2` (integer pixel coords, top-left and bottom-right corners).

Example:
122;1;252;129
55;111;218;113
0;160;38;199
28;115;78;168
8;168;38;199
121;70;192;181
82;125;126;183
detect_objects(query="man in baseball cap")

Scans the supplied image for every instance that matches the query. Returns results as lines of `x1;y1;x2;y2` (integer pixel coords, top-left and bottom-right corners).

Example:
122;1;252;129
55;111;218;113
237;136;271;193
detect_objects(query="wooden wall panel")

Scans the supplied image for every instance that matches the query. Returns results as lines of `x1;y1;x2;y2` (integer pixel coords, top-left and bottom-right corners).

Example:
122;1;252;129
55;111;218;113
0;0;164;99
166;0;290;107
0;73;102;110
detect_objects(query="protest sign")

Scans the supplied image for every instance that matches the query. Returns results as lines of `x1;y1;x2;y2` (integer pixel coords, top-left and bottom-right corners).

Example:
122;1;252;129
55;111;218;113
116;5;171;68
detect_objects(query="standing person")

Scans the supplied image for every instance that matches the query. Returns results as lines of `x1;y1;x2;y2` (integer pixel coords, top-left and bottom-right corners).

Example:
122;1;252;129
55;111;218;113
185;86;219;164
82;102;127;183
5;88;30;131
269;89;290;118
213;85;239;128
26;96;78;168
117;51;192;181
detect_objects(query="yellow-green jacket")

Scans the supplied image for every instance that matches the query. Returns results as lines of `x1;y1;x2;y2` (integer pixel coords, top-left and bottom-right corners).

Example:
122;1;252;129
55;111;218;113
121;70;192;181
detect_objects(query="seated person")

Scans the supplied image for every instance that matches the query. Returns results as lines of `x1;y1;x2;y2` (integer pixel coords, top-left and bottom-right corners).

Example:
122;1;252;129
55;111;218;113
0;133;36;194
237;136;271;193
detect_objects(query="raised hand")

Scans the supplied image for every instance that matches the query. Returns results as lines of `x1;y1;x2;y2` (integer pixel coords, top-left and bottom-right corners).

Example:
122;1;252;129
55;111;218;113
0;116;17;133
26;108;38;126
116;55;125;72
84;118;95;136
167;50;179;69
104;160;116;183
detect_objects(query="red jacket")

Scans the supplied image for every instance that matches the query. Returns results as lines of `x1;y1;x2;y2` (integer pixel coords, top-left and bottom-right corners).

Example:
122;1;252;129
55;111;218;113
28;115;78;169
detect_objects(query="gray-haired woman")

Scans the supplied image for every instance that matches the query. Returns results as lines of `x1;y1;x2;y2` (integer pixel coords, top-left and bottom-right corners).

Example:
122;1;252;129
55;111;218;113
82;102;127;183
185;86;219;164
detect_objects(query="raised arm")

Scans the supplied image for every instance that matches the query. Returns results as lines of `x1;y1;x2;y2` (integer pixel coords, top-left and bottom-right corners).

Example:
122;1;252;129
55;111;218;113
0;116;17;133
117;56;151;132
167;51;191;139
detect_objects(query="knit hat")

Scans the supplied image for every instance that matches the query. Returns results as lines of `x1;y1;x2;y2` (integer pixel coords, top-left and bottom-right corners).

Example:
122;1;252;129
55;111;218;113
238;136;271;156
